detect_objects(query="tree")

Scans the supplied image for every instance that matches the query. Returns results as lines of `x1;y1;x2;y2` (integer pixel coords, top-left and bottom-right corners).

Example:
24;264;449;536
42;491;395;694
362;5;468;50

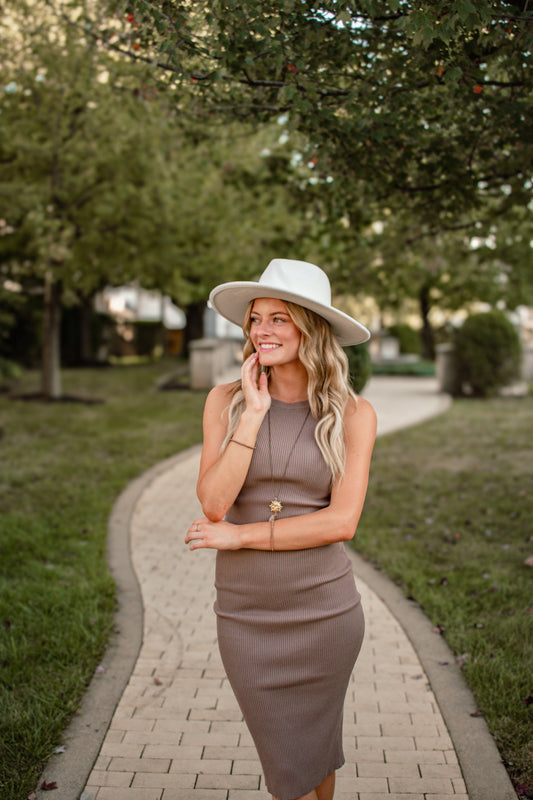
88;0;532;238
0;2;191;397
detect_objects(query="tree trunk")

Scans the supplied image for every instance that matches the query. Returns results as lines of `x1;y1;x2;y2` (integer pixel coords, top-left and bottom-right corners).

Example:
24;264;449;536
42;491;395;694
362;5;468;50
419;283;435;361
184;301;207;353
42;272;63;400
79;295;93;363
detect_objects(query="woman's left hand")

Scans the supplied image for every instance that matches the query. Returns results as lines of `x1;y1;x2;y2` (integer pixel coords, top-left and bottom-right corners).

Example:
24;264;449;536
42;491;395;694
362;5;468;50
185;517;242;551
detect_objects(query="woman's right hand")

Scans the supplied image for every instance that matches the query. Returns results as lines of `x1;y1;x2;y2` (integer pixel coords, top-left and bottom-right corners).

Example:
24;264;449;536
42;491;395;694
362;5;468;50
241;352;271;416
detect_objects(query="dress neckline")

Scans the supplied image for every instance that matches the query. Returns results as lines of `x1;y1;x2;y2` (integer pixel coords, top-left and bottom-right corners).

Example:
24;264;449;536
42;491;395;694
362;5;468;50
270;397;309;409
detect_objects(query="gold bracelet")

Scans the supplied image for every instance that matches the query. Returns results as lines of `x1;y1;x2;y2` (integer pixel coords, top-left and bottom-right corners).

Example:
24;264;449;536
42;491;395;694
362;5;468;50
229;438;255;451
269;516;275;551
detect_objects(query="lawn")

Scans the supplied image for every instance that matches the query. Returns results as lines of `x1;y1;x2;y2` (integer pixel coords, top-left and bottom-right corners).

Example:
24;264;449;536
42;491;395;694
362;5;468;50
0;361;531;798
353;393;533;792
0;359;207;800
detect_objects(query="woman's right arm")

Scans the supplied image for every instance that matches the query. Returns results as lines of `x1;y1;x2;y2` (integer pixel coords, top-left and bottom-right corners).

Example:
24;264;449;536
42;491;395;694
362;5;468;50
196;352;270;521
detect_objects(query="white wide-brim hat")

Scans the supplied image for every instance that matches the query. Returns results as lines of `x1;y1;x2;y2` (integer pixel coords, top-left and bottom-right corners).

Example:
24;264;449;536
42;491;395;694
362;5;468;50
209;258;370;346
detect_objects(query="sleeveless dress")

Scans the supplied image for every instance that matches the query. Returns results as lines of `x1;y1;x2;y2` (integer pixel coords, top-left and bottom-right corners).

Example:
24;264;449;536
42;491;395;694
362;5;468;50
215;398;365;800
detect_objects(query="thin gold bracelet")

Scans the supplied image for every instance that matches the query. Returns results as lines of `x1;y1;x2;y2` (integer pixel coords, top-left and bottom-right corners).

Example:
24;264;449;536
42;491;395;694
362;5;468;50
229;438;255;451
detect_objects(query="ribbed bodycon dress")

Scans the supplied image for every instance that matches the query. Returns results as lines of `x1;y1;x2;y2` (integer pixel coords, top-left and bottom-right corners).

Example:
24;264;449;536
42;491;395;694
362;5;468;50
214;398;365;800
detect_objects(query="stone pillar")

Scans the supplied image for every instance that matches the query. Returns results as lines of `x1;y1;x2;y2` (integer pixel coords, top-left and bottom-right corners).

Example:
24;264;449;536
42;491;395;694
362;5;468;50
189;339;219;390
436;343;458;395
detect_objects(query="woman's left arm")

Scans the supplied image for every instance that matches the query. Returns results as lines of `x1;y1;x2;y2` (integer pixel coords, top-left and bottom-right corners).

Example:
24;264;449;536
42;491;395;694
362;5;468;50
186;396;377;551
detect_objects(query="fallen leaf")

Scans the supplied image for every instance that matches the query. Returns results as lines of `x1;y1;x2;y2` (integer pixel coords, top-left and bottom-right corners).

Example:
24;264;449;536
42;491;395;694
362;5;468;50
154;677;162;686
524;556;533;567
94;665;105;675
411;674;424;680
53;745;66;754
470;709;484;717
439;660;449;666
41;780;58;790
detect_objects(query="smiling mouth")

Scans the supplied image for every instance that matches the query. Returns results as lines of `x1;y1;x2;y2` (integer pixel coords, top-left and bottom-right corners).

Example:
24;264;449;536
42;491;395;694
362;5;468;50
259;343;281;351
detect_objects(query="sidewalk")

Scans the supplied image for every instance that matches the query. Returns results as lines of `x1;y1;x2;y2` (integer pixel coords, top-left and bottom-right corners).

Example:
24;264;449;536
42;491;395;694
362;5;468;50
36;377;517;800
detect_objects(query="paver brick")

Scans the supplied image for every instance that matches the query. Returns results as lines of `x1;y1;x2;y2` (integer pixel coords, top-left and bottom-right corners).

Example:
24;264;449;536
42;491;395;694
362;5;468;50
86;769;133;787
358;794;424;800
168;759;233;775
389;776;457;794
161;791;226;800
232;760;263;775
131;772;196;789
196;774;260;790
203;746;259;761
151;719;211;734
100;742;144;758
357;761;421;779
96;788;162;800
384;749;447;764
180;732;240;747
108;757;171;773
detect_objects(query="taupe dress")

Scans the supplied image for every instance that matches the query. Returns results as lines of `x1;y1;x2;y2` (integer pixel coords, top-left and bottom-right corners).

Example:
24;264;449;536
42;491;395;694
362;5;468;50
215;398;365;800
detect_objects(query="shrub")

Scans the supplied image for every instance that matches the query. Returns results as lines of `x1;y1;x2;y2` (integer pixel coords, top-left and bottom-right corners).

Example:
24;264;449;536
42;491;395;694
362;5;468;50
387;323;422;356
345;343;372;393
453;310;521;397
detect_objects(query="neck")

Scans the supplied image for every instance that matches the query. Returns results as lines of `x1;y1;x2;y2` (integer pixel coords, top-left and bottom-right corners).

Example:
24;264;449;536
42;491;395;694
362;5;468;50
268;363;308;403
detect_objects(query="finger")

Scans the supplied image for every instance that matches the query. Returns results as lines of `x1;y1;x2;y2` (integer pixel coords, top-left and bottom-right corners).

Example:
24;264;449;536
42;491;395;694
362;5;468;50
258;370;269;393
185;521;202;544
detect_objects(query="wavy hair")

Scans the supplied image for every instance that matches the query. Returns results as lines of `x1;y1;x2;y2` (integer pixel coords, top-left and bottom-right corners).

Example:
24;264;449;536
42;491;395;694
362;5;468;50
222;301;357;485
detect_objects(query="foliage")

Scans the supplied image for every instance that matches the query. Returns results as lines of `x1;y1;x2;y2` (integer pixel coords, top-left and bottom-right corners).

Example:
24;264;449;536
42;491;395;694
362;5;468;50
387;323;421;355
345;342;372;393
0;360;207;800
453;310;522;397
354;395;533;790
78;0;533;338
1;1;310;395
91;0;533;237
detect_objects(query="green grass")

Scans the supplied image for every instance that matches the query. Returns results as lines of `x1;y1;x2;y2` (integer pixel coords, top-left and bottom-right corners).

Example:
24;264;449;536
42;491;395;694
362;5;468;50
371;358;436;376
0;359;207;800
353;395;533;791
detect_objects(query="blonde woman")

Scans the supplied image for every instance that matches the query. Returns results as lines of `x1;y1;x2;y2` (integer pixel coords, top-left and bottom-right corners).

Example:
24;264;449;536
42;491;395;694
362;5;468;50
186;259;377;800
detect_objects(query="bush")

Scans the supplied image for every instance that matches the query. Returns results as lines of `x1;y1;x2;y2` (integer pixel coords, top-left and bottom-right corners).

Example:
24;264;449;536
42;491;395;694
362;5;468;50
0;356;22;383
345;343;372;393
453;310;521;397
387;323;422;356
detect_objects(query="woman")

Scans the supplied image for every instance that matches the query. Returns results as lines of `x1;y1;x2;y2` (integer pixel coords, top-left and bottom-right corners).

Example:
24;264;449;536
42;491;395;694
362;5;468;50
186;259;377;800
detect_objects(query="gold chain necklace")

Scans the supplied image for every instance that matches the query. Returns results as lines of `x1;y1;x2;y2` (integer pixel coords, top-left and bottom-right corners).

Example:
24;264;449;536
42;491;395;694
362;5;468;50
267;406;311;521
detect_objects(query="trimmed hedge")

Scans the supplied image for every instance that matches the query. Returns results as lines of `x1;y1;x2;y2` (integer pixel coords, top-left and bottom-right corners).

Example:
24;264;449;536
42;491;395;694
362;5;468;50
453;310;521;397
345;343;372;393
387;323;422;356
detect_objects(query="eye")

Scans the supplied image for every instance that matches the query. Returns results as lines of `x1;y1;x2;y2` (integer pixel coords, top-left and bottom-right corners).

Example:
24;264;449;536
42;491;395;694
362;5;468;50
250;316;260;325
273;316;286;323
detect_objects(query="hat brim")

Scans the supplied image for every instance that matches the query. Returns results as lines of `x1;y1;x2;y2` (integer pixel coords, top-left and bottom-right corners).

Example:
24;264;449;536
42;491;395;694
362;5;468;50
209;281;370;346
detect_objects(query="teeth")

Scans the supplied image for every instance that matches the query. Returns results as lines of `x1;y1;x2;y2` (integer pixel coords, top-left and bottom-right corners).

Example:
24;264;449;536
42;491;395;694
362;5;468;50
261;344;280;350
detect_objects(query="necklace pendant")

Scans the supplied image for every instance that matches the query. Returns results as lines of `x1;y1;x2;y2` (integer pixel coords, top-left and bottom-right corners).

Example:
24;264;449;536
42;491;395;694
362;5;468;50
269;498;283;515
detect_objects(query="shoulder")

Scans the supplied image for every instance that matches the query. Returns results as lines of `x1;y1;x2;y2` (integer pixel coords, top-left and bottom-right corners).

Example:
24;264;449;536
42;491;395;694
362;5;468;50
344;394;377;439
203;381;240;421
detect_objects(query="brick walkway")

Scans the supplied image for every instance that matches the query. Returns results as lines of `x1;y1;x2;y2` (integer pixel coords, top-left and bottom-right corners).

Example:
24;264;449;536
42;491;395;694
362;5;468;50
84;447;467;800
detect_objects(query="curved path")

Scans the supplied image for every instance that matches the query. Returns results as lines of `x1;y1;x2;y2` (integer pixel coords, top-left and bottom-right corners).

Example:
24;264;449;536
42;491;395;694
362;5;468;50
35;378;517;800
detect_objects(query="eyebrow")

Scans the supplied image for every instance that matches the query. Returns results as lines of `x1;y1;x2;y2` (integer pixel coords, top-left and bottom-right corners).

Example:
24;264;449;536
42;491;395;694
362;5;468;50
250;308;290;318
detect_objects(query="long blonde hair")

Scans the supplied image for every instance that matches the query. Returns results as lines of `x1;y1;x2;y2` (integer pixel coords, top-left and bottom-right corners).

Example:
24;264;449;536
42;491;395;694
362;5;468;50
222;300;357;485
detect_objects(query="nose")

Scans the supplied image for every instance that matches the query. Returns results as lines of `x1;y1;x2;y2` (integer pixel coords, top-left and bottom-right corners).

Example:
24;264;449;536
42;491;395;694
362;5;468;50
254;318;274;336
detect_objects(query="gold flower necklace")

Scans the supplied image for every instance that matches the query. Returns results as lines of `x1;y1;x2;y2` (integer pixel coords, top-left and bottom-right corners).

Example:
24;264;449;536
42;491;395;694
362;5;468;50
267;405;311;520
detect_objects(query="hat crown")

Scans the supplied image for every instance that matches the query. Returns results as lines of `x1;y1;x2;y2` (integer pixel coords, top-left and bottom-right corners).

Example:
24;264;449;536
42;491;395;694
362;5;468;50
260;259;332;307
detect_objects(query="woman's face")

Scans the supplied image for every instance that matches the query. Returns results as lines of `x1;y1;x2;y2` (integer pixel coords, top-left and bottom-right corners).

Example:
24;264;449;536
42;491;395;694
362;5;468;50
249;298;301;368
